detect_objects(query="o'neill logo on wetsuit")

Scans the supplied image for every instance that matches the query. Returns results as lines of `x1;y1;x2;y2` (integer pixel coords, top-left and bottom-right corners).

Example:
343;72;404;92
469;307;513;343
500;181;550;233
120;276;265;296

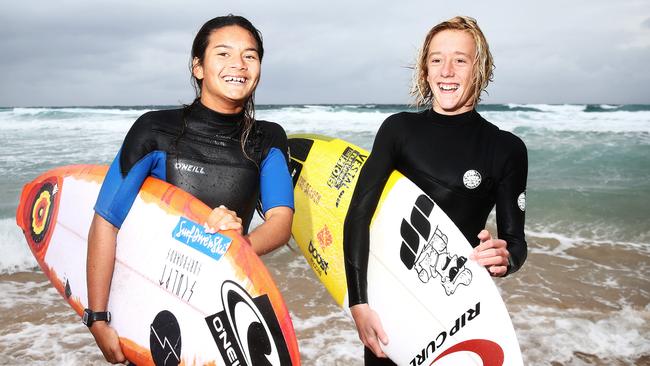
205;280;291;366
175;162;206;174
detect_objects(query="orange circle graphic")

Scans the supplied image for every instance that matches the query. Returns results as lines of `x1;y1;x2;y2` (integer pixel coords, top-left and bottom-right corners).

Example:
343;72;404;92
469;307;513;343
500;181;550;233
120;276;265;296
31;191;52;235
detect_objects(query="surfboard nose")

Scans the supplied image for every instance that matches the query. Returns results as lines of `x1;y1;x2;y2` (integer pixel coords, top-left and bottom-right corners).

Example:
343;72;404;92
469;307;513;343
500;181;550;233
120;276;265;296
15;180;33;231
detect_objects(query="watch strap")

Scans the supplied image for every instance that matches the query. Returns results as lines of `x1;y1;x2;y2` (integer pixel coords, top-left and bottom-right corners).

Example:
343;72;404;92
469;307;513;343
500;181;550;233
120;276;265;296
83;308;111;327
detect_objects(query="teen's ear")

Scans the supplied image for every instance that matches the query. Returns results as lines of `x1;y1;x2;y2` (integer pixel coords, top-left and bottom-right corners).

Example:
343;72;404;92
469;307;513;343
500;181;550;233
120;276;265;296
192;57;204;80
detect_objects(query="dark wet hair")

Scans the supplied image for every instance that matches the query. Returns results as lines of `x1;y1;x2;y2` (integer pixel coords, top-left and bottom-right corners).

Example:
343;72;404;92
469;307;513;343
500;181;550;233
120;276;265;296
183;15;264;164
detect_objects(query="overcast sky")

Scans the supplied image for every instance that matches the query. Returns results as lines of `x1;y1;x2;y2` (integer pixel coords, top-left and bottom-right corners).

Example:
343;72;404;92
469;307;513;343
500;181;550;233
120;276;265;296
1;0;649;106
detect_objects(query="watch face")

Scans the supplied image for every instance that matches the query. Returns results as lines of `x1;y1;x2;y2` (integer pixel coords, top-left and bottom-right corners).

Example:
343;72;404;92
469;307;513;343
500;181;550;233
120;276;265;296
82;309;91;326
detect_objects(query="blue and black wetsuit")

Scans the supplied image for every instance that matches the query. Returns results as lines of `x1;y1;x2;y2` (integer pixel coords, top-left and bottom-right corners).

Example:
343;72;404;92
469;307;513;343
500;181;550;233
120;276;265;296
95;101;294;232
343;109;528;365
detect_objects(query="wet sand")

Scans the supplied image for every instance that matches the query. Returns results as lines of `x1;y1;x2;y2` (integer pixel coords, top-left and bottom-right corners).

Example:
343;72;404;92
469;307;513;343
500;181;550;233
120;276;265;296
1;233;649;365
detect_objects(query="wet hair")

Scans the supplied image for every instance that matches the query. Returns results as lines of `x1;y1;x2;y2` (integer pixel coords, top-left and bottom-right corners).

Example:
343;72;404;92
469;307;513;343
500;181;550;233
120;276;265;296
410;16;494;108
182;15;264;162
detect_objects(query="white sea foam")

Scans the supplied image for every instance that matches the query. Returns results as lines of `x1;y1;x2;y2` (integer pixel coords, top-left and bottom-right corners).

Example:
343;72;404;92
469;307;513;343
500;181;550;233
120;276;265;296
0;218;38;274
0;317;103;365
525;225;650;257
258;106;392;135
291;310;363;365
512;304;650;364
7;106;151;116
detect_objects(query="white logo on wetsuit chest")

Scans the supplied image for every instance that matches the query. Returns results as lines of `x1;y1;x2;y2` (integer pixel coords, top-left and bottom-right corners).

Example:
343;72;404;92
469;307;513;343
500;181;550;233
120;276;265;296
462;170;482;189
175;162;206;174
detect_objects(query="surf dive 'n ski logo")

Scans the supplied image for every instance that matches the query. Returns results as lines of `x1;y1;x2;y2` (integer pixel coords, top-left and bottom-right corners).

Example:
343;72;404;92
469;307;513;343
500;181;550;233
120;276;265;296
399;194;472;295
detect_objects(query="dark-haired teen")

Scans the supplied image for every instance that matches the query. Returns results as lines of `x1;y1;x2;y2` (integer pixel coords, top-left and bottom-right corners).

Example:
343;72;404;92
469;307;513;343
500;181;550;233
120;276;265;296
343;16;528;365
86;15;294;363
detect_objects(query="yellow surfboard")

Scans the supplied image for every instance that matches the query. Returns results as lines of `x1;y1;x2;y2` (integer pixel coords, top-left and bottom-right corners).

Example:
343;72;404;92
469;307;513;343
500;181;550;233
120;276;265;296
289;134;523;366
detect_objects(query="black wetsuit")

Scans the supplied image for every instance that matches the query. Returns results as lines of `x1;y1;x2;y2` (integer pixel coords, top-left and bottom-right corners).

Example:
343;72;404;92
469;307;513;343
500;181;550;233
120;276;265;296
343;109;528;365
95;101;294;232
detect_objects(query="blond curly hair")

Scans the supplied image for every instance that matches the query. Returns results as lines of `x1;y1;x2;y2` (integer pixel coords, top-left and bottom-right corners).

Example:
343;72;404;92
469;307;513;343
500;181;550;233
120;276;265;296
410;16;494;108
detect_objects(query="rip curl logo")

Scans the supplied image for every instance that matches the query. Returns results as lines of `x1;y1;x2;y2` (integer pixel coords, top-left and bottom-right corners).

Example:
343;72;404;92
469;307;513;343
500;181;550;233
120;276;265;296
205;281;291;366
399;195;472;295
431;339;504;366
408;304;496;366
172;218;231;261
462;170;482;189
517;191;526;212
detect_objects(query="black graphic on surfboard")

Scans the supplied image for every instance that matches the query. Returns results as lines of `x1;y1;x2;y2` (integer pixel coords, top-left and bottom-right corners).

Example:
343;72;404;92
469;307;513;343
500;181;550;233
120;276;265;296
205;280;291;366
400;194;472;295
150;310;182;366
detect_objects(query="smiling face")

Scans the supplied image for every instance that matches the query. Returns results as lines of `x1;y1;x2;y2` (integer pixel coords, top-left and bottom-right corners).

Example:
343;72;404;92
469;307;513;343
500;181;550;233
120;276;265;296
426;29;477;115
193;25;261;113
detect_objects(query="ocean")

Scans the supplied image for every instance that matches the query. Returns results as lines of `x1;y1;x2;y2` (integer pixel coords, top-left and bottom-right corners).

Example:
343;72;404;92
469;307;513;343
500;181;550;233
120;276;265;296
1;104;649;365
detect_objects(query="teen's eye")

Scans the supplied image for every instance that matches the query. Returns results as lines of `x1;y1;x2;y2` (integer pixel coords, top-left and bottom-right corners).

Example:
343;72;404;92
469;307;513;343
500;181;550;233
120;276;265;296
244;54;258;60
430;58;441;64
455;58;468;64
217;52;229;57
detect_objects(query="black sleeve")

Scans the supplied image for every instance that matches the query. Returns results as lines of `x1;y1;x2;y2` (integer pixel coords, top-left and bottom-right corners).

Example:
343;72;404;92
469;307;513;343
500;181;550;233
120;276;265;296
119;112;158;176
259;121;290;163
495;132;528;275
343;116;401;306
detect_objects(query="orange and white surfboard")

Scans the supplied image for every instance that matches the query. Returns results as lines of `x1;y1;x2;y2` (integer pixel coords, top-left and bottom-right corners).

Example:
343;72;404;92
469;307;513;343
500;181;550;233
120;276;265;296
16;165;300;366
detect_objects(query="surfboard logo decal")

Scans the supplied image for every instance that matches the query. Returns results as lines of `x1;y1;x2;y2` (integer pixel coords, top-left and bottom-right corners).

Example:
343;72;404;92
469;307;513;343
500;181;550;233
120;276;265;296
21;177;61;257
150;310;182;366
308;240;330;276
431;339;504;366
158;248;201;303
462;170;482;189
296;176;322;205
327;147;367;207
327;147;367;190
408;303;487;366
205;280;291;366
317;225;333;250
400;195;472;295
171;217;231;261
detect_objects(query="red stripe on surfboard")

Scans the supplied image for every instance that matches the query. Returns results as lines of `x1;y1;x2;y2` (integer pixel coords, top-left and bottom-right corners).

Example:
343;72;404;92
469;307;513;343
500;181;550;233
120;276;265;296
431;339;504;366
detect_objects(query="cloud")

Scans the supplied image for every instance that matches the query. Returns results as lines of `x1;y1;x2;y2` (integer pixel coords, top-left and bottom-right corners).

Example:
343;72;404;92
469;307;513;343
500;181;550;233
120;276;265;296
643;18;650;29
1;0;649;106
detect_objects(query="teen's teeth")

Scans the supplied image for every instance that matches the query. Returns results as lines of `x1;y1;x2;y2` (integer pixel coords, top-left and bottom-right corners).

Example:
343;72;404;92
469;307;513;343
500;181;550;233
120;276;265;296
224;76;246;83
439;84;459;91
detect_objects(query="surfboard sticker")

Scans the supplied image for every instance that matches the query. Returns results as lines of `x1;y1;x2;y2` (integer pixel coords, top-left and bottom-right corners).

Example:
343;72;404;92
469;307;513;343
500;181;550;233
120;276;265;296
205;280;293;366
400;194;473;296
20;176;62;258
288;134;523;366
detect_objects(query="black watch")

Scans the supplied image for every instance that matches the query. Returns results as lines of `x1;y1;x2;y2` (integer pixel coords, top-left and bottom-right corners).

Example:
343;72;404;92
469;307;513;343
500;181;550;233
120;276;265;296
82;308;111;328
